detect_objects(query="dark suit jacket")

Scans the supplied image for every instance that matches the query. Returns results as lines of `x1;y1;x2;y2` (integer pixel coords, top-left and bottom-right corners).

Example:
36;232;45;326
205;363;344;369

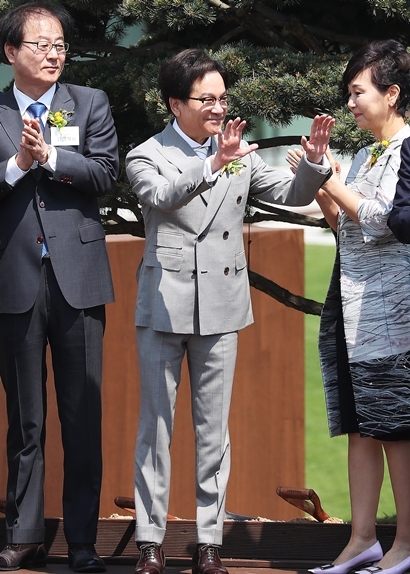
0;82;119;313
388;136;410;243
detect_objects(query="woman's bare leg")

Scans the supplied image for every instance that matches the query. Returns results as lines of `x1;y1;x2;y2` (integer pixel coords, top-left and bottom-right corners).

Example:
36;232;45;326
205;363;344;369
333;433;383;565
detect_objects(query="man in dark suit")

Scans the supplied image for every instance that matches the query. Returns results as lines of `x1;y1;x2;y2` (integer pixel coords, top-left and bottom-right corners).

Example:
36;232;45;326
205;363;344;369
0;2;119;571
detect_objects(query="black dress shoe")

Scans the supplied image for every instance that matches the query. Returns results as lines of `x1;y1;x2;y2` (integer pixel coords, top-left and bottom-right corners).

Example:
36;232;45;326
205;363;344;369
192;544;228;574
0;543;46;571
68;544;106;573
135;543;165;574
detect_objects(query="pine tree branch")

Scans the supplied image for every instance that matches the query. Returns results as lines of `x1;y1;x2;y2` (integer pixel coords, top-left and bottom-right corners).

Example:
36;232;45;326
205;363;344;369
207;0;373;53
248;135;303;149
207;0;231;11
253;2;325;54
210;26;245;50
249;270;323;315
66;41;179;63
207;0;297;50
245;210;330;229
303;24;373;47
247;197;330;228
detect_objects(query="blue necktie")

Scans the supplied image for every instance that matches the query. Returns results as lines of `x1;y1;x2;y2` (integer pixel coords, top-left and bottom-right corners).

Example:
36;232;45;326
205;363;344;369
27;102;46;131
28;102;48;256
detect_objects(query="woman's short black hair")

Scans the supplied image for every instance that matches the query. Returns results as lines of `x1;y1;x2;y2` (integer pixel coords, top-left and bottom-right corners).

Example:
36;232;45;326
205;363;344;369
159;48;230;114
343;39;410;117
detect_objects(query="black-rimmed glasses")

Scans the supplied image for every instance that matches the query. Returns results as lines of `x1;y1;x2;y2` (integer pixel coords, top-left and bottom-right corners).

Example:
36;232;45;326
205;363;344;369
22;41;69;54
187;95;230;108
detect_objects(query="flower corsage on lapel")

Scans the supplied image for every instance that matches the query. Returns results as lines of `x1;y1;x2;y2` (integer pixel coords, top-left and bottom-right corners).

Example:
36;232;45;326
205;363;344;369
47;109;74;130
220;159;246;177
367;139;390;168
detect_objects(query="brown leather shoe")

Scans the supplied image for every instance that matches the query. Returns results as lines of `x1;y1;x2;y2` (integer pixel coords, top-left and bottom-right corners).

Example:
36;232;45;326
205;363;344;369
0;543;46;571
135;543;165;574
192;544;228;574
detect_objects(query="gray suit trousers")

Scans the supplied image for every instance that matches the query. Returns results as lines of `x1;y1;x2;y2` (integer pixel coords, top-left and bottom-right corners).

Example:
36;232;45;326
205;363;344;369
134;327;238;545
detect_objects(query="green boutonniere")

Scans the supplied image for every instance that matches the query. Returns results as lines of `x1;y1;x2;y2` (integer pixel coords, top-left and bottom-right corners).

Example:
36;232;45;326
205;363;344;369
368;139;390;168
47;109;74;130
220;159;246;176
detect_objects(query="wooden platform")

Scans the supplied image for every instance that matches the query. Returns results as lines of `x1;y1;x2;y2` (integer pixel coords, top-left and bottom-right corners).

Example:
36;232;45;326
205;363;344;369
0;229;307;523
10;566;300;574
0;518;397;570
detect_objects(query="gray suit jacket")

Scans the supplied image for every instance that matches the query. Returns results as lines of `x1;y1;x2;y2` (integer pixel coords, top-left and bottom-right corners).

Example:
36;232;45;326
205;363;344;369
126;121;329;335
0;83;119;313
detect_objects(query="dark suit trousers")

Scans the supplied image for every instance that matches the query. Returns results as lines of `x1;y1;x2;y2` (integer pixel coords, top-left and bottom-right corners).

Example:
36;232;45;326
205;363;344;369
0;259;105;544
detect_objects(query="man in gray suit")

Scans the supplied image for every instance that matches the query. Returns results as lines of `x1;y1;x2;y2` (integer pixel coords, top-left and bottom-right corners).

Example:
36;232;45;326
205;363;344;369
126;48;333;574
0;2;119;571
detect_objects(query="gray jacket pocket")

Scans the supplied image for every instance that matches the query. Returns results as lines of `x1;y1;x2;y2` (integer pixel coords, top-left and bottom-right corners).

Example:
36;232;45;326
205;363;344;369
235;250;247;271
145;250;182;271
79;222;106;243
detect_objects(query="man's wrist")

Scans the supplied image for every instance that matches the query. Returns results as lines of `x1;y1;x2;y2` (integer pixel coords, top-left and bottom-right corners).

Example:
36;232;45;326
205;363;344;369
306;154;323;164
15;153;31;172
38;145;51;166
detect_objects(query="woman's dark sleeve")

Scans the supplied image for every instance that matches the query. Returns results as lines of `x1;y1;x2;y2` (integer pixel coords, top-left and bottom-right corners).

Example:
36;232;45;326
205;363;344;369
388;137;410;243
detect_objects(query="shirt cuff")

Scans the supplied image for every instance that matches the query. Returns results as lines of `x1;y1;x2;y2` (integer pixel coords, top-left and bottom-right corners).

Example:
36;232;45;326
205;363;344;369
204;156;220;184
5;155;32;186
303;153;331;174
38;145;56;172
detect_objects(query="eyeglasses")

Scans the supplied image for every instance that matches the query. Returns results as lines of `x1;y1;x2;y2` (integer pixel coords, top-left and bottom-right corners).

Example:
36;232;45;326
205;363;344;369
22;41;69;54
187;95;230;108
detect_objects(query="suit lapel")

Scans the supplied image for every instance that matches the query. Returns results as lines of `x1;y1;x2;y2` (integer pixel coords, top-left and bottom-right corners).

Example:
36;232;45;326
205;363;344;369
46;83;74;142
159;122;233;233
0;84;74;149
198;135;231;234
159;122;200;171
0;90;25;152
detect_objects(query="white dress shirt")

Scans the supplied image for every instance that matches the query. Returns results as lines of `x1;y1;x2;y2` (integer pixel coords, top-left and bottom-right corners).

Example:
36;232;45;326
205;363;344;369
6;83;57;186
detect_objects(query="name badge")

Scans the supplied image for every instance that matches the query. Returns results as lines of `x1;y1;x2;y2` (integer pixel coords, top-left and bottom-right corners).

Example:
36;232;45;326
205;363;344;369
50;126;80;146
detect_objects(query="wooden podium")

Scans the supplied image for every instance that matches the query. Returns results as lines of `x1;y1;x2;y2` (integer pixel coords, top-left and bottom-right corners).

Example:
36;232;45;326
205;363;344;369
0;226;305;522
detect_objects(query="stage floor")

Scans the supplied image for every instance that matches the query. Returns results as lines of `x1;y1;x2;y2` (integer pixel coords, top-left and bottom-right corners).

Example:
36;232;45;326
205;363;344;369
16;567;301;574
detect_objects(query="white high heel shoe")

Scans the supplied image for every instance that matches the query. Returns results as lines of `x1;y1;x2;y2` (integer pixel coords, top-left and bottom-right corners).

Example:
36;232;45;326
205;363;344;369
355;555;410;574
308;541;383;574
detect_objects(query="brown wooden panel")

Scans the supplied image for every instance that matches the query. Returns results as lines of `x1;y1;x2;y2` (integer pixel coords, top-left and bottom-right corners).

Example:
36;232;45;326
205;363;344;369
0;227;305;524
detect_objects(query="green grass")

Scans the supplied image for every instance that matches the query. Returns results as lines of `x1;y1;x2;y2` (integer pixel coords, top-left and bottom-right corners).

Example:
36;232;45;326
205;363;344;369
305;243;395;522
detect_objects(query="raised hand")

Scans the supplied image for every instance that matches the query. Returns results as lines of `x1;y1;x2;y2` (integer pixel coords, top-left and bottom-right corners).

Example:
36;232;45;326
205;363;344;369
324;148;341;178
301;115;335;164
211;117;259;173
286;147;341;177
285;147;304;174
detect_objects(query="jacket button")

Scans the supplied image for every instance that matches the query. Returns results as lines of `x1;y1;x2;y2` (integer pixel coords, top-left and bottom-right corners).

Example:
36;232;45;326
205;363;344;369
236;196;242;204
36;236;44;244
224;267;229;275
192;269;197;275
39;201;45;208
223;231;229;240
